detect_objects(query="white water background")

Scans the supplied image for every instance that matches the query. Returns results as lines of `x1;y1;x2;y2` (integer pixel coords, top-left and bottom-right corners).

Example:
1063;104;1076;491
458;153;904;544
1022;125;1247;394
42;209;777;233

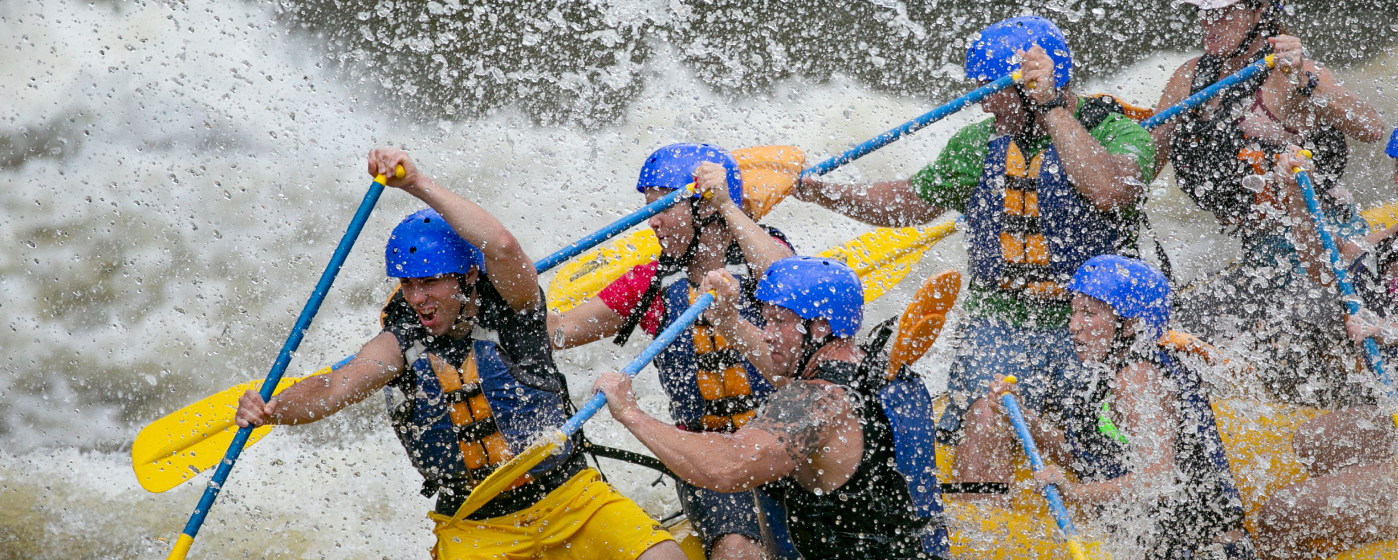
1;0;1395;558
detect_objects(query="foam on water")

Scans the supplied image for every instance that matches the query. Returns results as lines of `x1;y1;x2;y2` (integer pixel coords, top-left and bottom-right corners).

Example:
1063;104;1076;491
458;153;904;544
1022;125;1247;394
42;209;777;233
1;0;1395;557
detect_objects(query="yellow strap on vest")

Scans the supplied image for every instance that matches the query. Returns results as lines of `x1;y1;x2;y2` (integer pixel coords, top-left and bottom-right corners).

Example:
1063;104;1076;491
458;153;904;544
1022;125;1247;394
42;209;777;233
998;141;1062;297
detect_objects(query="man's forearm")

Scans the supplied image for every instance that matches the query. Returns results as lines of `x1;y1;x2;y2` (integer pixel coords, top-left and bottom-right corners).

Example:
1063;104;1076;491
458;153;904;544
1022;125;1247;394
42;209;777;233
799;179;942;227
615;406;756;491
1042;107;1142;212
267;374;361;425
710;311;779;385
719;201;793;278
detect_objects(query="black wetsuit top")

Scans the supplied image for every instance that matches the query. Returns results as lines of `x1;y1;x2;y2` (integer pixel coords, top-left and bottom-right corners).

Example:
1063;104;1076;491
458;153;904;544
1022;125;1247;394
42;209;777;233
760;361;927;560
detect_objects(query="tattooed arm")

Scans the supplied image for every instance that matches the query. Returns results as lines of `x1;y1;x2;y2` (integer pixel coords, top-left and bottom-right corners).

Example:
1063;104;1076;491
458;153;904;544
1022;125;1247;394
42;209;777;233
594;373;847;493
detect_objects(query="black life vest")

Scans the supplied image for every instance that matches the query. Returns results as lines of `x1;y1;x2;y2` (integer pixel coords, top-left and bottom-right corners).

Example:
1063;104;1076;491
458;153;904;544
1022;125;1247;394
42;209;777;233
1170;48;1350;234
760;321;949;560
1046;345;1249;557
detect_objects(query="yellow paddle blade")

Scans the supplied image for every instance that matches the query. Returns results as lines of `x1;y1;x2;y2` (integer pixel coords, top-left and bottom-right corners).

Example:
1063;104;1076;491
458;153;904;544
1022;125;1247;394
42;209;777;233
131;375;306;493
898;269;961;336
887;314;946;377
817;219;959;302
1360;199;1398;231
547;229;661;313
546;145;806;314
1067;537;1113;560
450;430;568;522
733;145;806;221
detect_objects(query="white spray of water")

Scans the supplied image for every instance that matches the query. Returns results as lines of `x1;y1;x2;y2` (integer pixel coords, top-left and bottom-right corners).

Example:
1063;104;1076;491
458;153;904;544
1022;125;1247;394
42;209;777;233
2;0;1395;558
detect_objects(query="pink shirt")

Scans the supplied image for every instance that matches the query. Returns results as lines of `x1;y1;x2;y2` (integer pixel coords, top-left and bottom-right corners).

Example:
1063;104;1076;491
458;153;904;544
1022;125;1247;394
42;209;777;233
597;261;666;336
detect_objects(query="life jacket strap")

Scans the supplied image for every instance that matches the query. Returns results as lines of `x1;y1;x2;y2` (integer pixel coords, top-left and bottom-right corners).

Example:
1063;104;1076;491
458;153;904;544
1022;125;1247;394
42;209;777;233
441;382;483;404
456;416;500;442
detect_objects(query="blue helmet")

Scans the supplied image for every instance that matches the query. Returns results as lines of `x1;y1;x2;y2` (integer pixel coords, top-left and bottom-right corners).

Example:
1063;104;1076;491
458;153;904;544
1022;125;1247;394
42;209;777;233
636;143;743;207
385;209;485;279
1387;126;1398;158
755;256;864;337
1067;255;1170;340
966;16;1073;89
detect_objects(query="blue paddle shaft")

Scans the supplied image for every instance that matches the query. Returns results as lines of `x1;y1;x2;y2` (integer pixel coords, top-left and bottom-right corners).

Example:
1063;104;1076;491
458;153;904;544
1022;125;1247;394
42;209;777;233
560;292;716;436
1141;56;1270;130
537;75;1017;273
803;73;1017;178
177;179;386;541
1001;393;1080;540
534;188;689;274
1293;170;1395;393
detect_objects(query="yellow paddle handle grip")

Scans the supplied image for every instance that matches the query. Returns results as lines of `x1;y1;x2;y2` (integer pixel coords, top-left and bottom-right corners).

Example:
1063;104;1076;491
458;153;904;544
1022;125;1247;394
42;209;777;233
167;534;194;560
1291;149;1314;174
373;164;407;185
1003;375;1018;385
682;182;711;199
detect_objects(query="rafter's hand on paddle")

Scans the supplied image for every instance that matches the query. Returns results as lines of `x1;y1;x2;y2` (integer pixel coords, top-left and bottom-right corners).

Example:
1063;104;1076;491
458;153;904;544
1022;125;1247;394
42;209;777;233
1017;44;1059;105
1033;464;1077;499
1268;35;1306;76
234;392;278;429
593;372;642;425
691;160;735;218
366;148;421;192
698;269;743;326
987;374;1022;414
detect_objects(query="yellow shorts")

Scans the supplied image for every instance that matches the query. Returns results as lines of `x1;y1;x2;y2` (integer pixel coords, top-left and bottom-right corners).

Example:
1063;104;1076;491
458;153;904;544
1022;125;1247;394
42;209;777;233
429;468;674;560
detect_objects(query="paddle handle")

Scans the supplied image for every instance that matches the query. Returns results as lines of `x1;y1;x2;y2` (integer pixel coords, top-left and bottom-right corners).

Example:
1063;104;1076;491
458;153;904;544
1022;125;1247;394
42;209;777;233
168;173;392;560
534;187;690;274
1000;391;1082;546
803;73;1018;178
560;292;716;436
1292;165;1396;401
1142;55;1274;130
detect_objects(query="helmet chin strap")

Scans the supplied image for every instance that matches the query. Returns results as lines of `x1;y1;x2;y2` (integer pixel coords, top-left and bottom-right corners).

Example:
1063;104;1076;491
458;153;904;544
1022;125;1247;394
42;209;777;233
448;274;480;334
1225;1;1280;62
1014;86;1046;139
792;319;835;380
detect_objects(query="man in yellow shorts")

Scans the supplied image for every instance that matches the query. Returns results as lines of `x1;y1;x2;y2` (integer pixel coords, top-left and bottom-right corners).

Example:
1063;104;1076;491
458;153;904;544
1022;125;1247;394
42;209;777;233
234;148;683;559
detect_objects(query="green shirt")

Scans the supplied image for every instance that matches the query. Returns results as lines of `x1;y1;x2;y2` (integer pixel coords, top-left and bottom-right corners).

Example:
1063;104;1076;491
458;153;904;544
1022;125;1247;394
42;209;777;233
910;100;1156;328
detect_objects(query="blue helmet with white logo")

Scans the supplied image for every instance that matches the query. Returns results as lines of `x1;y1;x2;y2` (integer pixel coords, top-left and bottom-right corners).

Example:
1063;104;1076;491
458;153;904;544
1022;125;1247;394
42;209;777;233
636;143;743;207
385;209;485;279
755;256;864;337
965;16;1073;88
1067;255;1170;340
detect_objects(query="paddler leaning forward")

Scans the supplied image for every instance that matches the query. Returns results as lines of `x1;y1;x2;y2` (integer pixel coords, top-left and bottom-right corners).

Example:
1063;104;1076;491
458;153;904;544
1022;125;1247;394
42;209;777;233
548;144;800;560
593;256;950;560
793;15;1154;474
234;149;685;560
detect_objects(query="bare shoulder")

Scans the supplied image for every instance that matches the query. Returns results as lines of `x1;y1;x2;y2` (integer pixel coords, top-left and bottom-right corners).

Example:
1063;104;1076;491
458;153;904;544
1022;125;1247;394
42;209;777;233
746;380;851;463
750;380;849;427
350;331;408;383
1161;57;1201;98
1117;359;1163;392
